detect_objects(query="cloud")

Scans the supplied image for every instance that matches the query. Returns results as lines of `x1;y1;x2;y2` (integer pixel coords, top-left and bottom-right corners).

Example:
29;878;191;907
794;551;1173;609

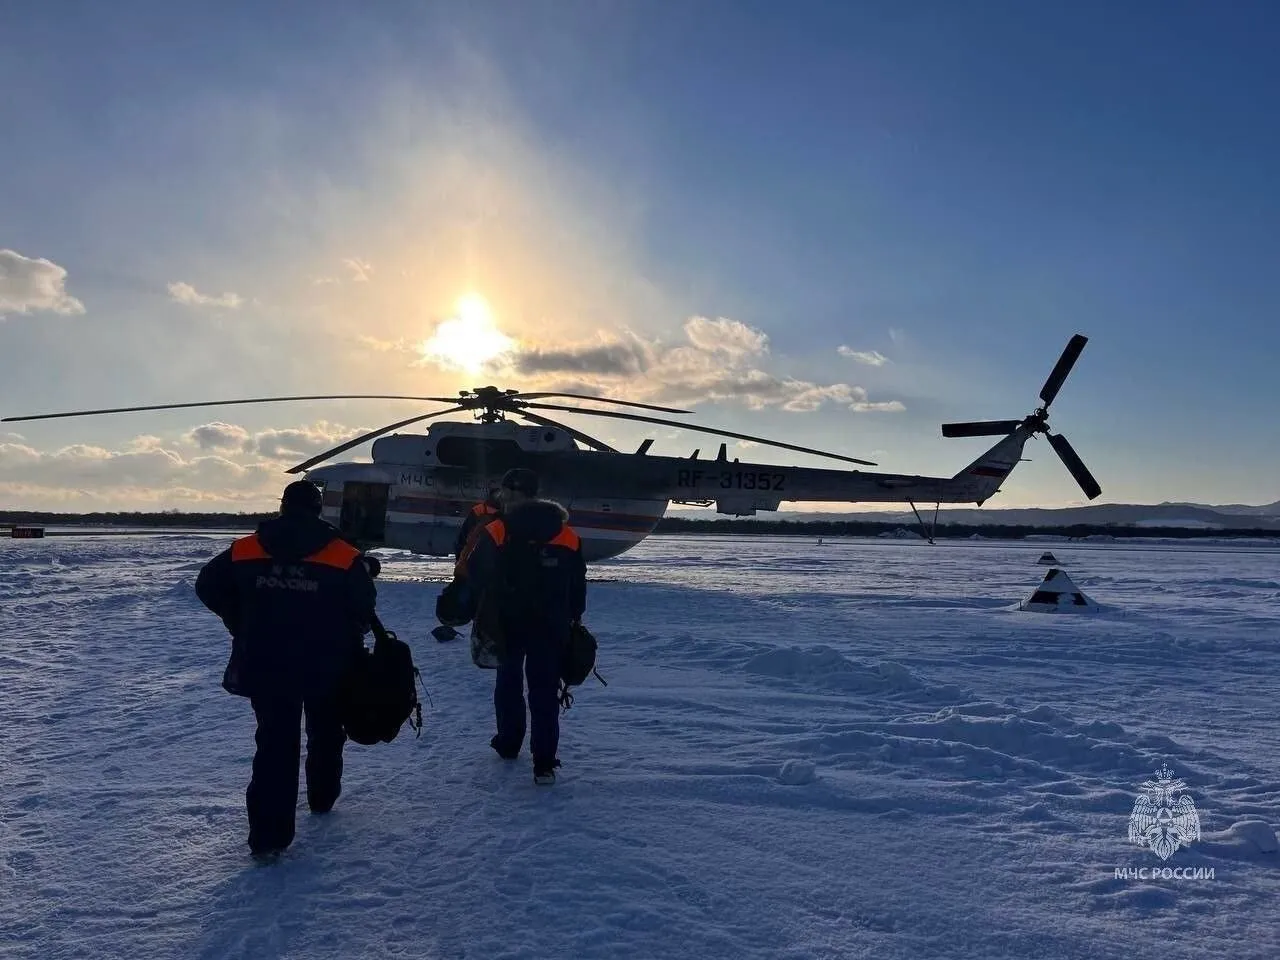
683;316;768;357
850;399;906;412
310;258;373;286
167;281;243;309
656;367;845;412
514;335;652;376
344;258;372;282
0;438;274;495
185;422;252;452
837;346;889;366
0;480;275;511
2;418;380;511
487;316;905;414
0;249;85;317
357;335;414;353
518;378;610;399
183;419;374;460
249;421;373;460
125;435;167;452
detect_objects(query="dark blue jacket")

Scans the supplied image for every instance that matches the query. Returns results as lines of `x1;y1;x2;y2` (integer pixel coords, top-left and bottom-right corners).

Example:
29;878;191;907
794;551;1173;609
462;499;586;644
195;513;376;698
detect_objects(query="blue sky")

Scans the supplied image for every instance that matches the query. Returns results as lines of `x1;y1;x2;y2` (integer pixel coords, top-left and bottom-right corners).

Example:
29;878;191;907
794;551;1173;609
2;1;1278;511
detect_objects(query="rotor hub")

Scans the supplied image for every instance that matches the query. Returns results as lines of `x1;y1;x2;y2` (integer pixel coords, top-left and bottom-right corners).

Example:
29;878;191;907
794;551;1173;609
460;385;528;423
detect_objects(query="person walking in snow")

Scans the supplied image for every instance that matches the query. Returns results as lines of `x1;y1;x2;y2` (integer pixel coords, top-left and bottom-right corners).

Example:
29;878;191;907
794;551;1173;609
431;488;502;633
453;487;501;558
458;467;586;784
195;479;377;859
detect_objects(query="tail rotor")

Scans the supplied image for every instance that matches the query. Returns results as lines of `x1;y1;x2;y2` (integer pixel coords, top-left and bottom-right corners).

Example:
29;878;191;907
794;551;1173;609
940;334;1102;500
1046;431;1102;501
1038;333;1088;407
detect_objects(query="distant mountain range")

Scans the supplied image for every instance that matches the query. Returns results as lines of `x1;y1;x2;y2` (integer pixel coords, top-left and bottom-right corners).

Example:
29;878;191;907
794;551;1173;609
668;500;1280;530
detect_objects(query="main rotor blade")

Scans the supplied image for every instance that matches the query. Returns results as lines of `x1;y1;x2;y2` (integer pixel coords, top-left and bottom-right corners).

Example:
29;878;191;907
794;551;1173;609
1039;334;1088;408
1;394;460;423
515;409;618;452
1047;432;1102;500
285;405;468;474
515;392;691;415
941;419;1024;438
523;402;878;466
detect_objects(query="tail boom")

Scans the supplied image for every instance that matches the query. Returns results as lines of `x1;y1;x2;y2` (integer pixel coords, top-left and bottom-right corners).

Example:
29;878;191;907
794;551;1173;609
947;426;1033;505
643;426;1033;513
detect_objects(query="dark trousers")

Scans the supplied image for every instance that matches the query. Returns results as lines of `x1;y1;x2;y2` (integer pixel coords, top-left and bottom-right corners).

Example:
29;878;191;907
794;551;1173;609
493;632;560;767
246;693;346;854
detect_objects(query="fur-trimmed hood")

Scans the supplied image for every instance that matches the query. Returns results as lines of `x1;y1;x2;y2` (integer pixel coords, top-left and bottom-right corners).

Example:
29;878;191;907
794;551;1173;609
501;498;570;543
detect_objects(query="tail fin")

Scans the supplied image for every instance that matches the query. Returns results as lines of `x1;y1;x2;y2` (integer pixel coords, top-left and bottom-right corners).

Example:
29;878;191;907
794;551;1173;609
951;427;1032;505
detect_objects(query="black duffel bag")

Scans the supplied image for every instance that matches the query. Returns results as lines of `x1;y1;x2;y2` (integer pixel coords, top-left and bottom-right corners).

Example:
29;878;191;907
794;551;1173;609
341;613;424;745
557;621;606;711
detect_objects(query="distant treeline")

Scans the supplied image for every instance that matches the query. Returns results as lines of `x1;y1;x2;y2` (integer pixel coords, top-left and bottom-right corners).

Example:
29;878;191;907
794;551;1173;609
2;511;1279;541
654;517;1280;540
0;511;271;529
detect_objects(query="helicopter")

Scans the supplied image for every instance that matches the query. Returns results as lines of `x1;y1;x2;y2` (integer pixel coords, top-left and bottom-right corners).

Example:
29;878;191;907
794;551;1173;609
2;334;1101;560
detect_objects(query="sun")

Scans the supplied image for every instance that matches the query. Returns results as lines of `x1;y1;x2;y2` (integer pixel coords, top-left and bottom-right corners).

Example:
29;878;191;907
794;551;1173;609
419;294;515;374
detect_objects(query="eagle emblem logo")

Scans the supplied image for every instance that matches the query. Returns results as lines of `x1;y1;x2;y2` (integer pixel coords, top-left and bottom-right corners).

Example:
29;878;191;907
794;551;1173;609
1128;765;1201;861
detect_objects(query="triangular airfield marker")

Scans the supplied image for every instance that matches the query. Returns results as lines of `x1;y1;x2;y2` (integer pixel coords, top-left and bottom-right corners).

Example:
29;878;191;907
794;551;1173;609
1019;567;1099;613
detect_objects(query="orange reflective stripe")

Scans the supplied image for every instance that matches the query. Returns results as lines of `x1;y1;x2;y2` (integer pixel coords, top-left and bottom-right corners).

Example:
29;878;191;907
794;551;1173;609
548;525;581;550
455;518;504;575
304;538;362;570
455;524;487;575
231;534;270;561
472;503;498;516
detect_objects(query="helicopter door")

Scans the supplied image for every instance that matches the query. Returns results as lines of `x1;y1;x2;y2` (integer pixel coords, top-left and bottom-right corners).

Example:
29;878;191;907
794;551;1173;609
338;482;389;546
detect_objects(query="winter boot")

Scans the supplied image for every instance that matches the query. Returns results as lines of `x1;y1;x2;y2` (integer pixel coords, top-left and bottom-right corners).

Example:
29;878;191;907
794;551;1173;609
491;734;520;760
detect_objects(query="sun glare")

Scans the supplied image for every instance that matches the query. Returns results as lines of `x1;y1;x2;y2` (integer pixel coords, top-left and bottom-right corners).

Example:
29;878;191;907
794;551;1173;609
420;293;515;374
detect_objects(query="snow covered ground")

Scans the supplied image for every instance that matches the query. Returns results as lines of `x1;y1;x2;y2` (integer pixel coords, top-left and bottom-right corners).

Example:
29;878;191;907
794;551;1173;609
2;532;1279;959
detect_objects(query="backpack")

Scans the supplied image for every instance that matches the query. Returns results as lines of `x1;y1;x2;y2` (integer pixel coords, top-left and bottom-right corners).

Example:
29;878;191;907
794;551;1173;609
558;621;606;711
341;613;424;745
467;538;554;670
493;538;556;618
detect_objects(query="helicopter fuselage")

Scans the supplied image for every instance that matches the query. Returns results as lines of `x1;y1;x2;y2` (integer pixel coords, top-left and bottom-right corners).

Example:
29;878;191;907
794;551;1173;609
304;419;1031;560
